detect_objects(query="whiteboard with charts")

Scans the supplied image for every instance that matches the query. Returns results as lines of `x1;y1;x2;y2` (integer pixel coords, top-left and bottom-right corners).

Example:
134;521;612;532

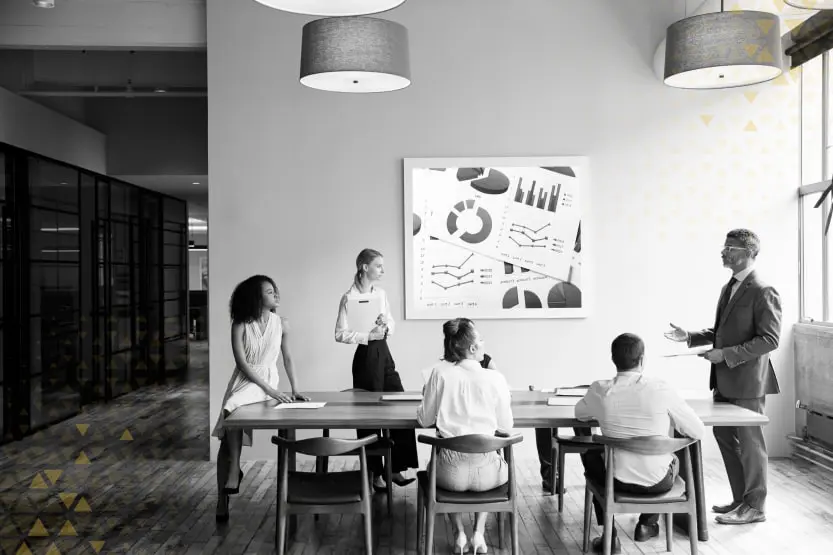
404;157;589;320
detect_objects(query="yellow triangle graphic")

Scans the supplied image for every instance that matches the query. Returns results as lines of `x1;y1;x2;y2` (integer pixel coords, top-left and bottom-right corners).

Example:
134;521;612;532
29;519;48;537
757;19;776;34
89;541;105;554
75;497;92;513
75;451;91;465
744;44;759;57
76;424;89;436
44;469;63;485
773;74;790;86
120;429;133;441
30;474;49;489
744;120;758;132
58;521;77;537
773;0;786;12
785;18;803;31
16;542;33;555
700;115;714;126
744;91;758;103
45;543;61;555
59;493;76;509
758;49;774;63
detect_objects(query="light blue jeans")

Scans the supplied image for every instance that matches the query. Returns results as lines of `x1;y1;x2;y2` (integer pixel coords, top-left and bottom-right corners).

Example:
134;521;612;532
436;449;508;492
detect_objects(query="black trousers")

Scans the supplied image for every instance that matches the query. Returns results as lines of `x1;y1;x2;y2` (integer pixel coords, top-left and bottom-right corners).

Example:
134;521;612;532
352;340;419;475
713;391;768;510
534;427;593;483
581;450;679;530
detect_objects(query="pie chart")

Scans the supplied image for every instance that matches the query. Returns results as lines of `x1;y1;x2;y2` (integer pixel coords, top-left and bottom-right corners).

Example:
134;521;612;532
446;200;492;244
470;169;510;195
542;166;576;178
548;282;581;308
456;167;484;181
502;287;543;309
413;213;422;236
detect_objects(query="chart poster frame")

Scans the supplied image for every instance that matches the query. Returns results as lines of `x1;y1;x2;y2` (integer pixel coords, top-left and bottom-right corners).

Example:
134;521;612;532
403;156;590;320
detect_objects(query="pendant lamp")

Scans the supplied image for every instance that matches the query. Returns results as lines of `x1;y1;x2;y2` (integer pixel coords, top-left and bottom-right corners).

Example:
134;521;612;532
664;7;782;89
300;17;410;93
252;0;406;16
785;1;833;9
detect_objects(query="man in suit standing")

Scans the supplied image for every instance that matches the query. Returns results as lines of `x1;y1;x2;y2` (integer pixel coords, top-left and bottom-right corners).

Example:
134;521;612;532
666;228;781;525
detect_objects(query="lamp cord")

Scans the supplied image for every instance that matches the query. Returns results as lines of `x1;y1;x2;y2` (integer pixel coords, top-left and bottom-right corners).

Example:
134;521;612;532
720;0;724;12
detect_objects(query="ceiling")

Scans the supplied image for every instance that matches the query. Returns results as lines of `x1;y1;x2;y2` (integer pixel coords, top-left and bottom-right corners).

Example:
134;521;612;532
114;174;208;220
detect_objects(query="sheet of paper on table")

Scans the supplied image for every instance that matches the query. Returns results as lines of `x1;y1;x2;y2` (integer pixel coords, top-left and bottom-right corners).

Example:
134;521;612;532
273;402;327;409
547;396;580;406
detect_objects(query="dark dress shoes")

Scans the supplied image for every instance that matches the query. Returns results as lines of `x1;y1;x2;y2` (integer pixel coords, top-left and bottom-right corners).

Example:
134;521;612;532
634;523;659;542
715;503;766;525
591;535;621;554
712;500;742;514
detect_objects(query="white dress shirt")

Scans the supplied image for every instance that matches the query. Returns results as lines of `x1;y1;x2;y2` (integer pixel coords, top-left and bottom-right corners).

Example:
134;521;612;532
575;371;705;487
334;284;395;345
730;265;755;299
417;359;514;438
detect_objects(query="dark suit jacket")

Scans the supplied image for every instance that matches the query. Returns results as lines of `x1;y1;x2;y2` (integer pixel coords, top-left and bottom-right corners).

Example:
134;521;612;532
689;270;781;399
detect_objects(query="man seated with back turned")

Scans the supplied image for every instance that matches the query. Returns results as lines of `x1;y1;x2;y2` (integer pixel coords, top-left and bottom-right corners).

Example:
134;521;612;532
576;333;705;554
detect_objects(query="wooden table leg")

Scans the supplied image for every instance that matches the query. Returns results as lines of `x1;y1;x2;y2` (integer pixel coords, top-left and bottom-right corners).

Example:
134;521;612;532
673;439;709;542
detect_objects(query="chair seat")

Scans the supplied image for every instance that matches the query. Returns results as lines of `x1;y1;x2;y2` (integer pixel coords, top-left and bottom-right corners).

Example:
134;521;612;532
287;470;364;504
554;435;602;448
417;471;509;504
588;475;687;504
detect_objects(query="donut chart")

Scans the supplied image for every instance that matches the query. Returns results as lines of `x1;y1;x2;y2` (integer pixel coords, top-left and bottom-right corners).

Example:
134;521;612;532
446;200;492;244
413;213;422;236
548;282;581;308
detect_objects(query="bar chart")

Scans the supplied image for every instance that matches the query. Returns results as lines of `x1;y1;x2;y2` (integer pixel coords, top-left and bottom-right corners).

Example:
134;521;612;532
514;178;561;214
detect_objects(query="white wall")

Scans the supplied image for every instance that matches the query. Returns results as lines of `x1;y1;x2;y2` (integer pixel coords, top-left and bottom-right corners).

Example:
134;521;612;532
208;0;799;461
0;85;106;173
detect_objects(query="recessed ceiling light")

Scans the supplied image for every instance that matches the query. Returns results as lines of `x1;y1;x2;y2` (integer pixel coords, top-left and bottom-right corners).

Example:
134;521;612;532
33;0;55;7
192;182;200;185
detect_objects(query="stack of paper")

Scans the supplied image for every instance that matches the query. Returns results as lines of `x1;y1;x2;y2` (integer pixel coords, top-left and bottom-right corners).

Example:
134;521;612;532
274;402;327;409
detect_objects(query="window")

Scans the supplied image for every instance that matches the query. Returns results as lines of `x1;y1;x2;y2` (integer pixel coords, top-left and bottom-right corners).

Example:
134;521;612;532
800;52;833;323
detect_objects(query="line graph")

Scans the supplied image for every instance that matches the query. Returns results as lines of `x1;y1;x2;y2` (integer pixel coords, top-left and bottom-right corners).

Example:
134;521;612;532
430;252;476;289
509;222;549;248
432;253;473;270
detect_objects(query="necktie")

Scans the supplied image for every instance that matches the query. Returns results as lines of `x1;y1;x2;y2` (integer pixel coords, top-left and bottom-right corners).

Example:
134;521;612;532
715;277;737;328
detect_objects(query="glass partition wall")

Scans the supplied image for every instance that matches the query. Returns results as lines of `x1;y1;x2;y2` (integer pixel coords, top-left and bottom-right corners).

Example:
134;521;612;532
1;143;188;443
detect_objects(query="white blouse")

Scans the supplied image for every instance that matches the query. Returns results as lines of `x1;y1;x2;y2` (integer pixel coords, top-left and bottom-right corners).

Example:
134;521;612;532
417;359;514;438
334;284;396;345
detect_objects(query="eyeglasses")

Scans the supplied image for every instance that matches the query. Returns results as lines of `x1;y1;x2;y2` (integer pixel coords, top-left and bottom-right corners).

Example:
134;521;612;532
721;246;747;253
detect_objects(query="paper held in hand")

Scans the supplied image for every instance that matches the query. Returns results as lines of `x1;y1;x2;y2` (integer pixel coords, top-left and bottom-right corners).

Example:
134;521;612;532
274;402;327;409
662;349;710;358
346;295;384;333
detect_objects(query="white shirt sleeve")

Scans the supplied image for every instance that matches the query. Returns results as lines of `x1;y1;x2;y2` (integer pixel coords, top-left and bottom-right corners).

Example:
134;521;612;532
495;375;514;433
417;368;439;428
334;294;369;345
575;383;601;422
666;387;706;440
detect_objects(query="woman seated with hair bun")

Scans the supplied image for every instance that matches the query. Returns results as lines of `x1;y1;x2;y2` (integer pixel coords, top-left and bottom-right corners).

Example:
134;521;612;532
417;318;514;555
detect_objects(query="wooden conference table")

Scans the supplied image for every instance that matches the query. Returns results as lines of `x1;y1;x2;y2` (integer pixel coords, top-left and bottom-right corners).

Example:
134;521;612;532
225;390;769;542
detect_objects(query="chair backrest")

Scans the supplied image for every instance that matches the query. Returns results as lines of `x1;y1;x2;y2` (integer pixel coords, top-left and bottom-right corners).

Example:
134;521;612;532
271;434;379;457
590;434;696;455
418;432;523;454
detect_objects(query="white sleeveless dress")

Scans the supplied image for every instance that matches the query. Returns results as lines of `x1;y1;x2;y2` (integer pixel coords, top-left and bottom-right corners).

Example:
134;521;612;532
212;312;282;447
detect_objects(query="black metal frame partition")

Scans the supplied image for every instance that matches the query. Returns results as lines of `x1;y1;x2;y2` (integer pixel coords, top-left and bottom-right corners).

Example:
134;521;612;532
0;142;189;444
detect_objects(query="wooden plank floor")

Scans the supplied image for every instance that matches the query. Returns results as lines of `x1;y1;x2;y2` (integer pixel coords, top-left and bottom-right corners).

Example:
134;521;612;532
1;340;832;554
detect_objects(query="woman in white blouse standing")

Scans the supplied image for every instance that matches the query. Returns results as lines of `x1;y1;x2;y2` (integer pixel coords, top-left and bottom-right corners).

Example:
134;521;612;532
335;248;418;490
417;318;514;554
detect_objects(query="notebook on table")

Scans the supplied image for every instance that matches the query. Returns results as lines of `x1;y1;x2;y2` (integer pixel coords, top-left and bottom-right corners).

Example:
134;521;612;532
547;396;580;406
554;387;589;397
273;402;327;409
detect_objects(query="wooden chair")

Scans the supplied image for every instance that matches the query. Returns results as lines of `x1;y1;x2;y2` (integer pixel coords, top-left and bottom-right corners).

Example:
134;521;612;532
416;433;523;555
582;435;698;555
316;388;395;515
549;431;603;511
271;434;378;555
